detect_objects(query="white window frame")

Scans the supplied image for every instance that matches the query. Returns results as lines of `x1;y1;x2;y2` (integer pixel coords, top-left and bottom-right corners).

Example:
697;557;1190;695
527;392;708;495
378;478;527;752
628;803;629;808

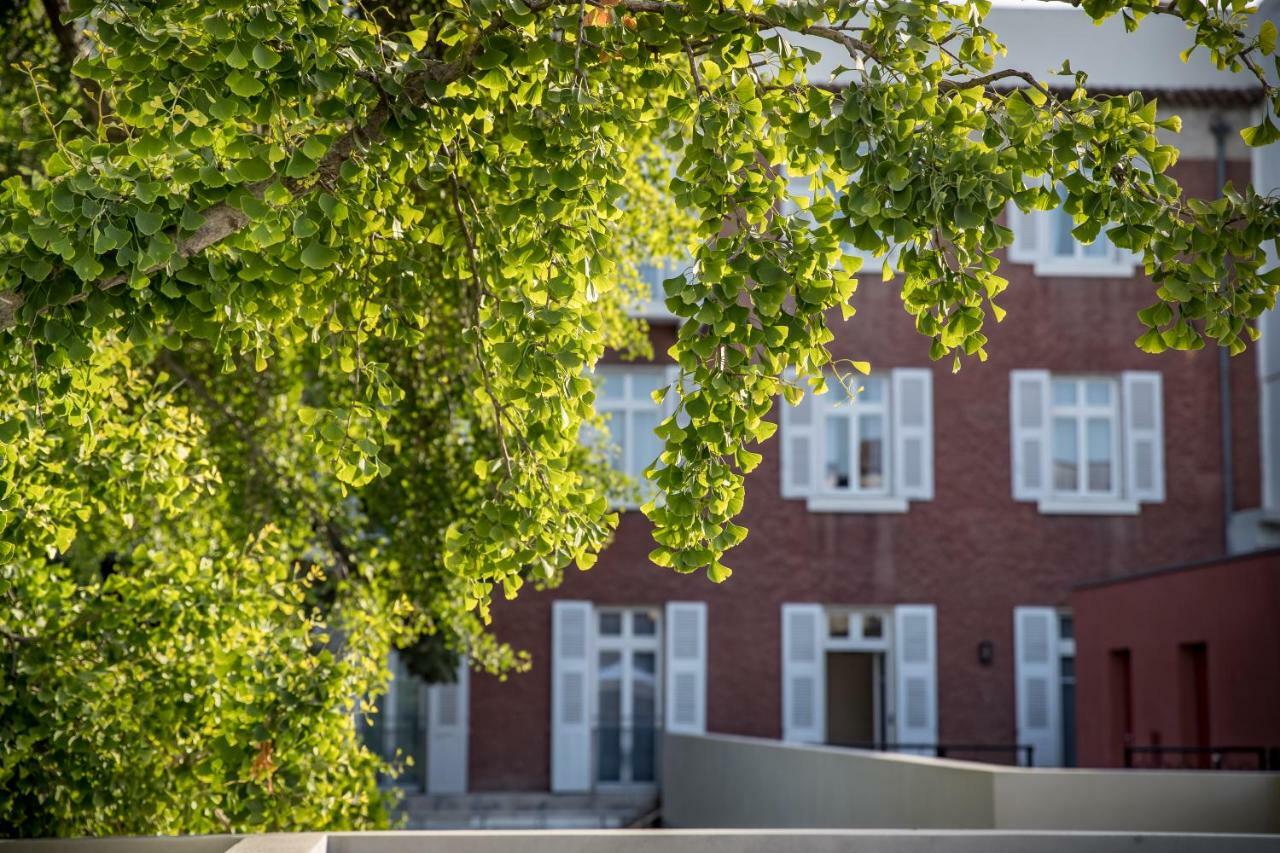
1012;370;1162;516
1047;376;1123;503
593;606;663;788
780;369;933;514
590;365;673;509
1007;189;1136;278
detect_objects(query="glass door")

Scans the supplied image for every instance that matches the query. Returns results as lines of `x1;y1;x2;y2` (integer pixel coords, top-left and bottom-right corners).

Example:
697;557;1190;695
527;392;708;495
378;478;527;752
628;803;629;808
595;607;661;785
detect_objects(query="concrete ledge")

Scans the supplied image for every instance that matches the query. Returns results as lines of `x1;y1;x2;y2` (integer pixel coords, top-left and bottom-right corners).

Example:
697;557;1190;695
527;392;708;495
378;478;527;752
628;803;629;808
7;832;1280;853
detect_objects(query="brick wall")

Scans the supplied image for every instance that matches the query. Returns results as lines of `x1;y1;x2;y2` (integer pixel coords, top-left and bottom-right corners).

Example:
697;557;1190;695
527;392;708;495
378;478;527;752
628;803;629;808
468;155;1262;789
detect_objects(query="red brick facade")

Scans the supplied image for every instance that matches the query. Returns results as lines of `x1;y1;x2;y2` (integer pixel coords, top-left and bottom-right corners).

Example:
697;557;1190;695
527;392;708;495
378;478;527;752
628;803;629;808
467;155;1262;790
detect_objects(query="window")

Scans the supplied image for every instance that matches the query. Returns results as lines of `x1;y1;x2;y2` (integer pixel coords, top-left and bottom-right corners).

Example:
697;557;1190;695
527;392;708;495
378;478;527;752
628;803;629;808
779;369;933;512
1010;370;1164;514
783;175;897;276
589;365;674;506
1049;377;1120;499
1007;186;1135;277
630;257;685;320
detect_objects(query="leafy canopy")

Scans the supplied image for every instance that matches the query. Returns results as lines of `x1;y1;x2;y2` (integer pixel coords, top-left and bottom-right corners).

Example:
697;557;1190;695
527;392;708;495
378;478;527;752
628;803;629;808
0;0;1278;835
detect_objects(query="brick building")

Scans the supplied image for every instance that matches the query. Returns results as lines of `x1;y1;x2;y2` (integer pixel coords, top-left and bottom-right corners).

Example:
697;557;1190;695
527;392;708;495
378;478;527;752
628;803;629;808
366;4;1278;817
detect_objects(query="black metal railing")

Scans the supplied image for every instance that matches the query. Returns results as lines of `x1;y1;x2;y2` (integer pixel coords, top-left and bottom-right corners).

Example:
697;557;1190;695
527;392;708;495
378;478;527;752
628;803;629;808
594;723;662;787
1124;745;1277;771
359;721;427;789
843;742;1036;767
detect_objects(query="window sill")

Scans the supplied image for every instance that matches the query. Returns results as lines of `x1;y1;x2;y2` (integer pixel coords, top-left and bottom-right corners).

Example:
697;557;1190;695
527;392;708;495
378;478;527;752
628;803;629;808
1037;498;1140;516
627;302;681;322
805;495;910;514
1032;260;1136;279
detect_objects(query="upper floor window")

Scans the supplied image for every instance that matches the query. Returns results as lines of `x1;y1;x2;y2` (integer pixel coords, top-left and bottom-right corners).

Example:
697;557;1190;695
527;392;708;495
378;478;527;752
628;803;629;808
1007;186;1135;278
590;365;675;506
782;175;898;276
630;258;683;320
779;368;933;513
1010;370;1164;515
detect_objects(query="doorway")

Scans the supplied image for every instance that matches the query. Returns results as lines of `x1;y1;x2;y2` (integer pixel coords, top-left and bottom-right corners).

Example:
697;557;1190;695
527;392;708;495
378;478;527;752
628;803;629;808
595;607;662;785
825;651;885;747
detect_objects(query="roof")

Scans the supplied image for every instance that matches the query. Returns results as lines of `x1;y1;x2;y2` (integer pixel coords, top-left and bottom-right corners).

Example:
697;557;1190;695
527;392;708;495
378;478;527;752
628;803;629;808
1073;546;1280;592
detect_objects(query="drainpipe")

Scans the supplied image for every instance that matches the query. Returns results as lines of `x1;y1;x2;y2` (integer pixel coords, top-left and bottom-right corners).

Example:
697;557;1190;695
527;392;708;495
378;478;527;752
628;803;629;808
1210;115;1234;554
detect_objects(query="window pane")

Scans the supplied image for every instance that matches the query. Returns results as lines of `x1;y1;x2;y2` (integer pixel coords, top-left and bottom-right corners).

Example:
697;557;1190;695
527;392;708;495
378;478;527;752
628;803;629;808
633;610;657;636
1052;208;1076;258
1052;417;1079;492
630;409;662;481
828;611;850;638
638;261;670;304
632;652;656;723
1085;380;1112;407
863;614;884;639
859;414;885;490
631;651;657;782
596;651;622;782
598;371;624;400
1052;379;1077;407
824;415;852;490
631;371;666;400
859;376;885;404
1059;613;1074;641
1086;417;1112;493
599;611;622;636
1082;230;1111;259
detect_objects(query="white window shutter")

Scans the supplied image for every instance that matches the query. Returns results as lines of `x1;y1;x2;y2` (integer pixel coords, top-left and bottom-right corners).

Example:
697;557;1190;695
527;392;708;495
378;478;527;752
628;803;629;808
665;602;707;734
1123;371;1165;503
426;657;469;793
893;605;938;752
781;604;825;743
1014;607;1062;767
1010;370;1051;501
551;600;593;792
779;386;816;499
1008;203;1039;263
892;368;933;500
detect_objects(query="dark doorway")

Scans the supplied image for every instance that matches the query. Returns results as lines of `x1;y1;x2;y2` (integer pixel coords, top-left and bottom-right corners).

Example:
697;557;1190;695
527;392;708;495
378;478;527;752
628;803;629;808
1179;642;1210;767
1109;648;1133;766
825;651;882;746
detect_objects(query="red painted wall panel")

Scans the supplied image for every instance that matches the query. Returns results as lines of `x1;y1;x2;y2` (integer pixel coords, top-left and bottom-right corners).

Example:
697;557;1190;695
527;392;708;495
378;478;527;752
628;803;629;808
1070;551;1280;768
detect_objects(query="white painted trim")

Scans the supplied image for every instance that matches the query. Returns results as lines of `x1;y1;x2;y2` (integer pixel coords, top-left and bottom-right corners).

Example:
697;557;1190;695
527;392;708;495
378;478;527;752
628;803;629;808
805;496;909;514
426;658;469;794
1037;498;1140;516
665;602;707;735
781;604;826;744
551;600;594;792
1031;258;1137;278
892;605;937;751
1014;607;1062;768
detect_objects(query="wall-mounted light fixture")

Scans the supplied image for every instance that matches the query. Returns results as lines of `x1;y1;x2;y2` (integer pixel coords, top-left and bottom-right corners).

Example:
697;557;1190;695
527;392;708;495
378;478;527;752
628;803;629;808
978;640;994;667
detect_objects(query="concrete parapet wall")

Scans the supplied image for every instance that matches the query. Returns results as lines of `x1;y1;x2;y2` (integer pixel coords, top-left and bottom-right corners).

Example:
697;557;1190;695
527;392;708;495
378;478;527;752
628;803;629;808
661;732;1280;834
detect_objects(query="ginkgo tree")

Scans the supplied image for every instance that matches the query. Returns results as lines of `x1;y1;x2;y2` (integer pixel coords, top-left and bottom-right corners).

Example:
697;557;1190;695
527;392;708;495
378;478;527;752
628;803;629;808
1;0;1278;836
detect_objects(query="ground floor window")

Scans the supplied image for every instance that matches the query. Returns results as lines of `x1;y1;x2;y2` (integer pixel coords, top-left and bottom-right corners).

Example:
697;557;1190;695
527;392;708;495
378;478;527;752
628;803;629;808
551;600;707;793
595;607;662;785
